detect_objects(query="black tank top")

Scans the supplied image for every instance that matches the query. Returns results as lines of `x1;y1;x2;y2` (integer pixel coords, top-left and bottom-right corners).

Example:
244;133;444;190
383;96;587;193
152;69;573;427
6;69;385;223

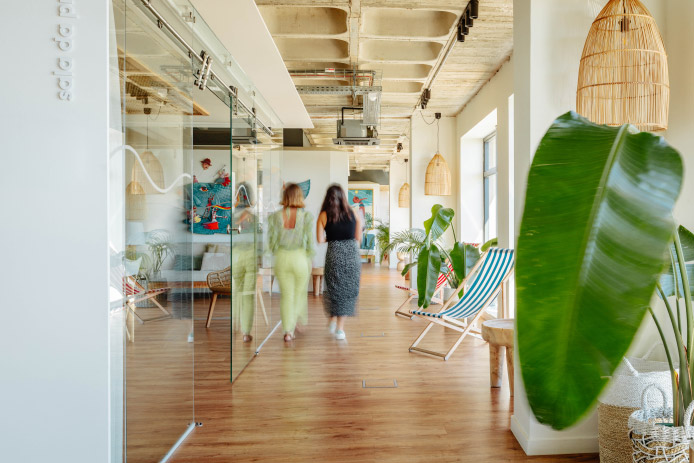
325;212;356;241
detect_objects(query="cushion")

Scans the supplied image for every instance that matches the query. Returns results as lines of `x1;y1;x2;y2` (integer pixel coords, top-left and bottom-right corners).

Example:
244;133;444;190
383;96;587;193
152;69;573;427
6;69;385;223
174;255;193;271
215;244;231;255
200;252;230;271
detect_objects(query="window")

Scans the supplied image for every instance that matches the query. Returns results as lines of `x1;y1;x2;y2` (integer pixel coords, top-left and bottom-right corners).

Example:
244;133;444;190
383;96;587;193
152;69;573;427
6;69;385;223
483;133;497;243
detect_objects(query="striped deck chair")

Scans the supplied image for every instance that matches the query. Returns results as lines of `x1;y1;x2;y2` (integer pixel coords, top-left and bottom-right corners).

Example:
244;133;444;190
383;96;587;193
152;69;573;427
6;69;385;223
394;262;452;319
408;248;514;361
110;258;172;326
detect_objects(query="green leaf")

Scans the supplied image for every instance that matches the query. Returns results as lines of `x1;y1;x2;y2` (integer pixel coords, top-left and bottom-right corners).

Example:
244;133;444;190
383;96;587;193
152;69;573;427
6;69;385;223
416;244;442;308
449;242;481;288
423;204;454;243
660;263;694;297
677;225;694;262
516;111;683;430
401;262;417;277
481;238;498;252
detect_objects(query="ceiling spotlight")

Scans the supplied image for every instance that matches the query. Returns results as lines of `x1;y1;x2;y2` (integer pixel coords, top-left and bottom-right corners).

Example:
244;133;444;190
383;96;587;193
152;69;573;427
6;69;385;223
420;88;431;109
457;26;465;43
470;0;479;19
465;14;474;28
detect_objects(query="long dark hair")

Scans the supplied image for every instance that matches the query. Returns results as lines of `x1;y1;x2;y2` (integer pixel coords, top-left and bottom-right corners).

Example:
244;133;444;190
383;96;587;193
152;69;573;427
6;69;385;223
320;184;353;223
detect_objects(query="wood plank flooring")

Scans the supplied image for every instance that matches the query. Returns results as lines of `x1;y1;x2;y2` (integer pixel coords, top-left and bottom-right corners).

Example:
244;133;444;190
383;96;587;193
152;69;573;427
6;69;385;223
163;265;600;463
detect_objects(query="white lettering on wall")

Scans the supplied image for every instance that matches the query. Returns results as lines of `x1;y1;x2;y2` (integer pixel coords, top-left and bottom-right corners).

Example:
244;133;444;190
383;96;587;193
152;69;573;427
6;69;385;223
55;0;76;101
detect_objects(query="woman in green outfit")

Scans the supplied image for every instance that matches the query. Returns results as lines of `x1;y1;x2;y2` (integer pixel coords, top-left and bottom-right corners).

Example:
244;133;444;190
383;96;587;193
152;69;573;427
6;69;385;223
268;183;314;342
232;182;256;343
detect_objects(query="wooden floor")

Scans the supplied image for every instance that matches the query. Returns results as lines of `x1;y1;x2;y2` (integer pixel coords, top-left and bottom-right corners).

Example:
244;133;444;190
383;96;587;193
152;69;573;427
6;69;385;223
154;265;599;463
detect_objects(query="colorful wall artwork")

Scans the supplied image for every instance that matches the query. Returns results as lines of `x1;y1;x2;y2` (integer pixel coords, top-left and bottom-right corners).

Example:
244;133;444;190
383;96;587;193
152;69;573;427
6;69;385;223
185;182;232;235
348;188;374;227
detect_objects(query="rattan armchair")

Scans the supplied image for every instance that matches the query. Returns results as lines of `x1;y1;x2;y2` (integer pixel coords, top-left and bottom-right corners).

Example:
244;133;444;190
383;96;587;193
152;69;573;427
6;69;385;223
205;266;231;328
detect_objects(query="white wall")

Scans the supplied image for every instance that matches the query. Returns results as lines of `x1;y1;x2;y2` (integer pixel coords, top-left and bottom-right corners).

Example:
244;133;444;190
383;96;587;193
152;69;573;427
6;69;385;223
389;160;410;269
0;1;111;462
664;0;694;229
410;114;458;248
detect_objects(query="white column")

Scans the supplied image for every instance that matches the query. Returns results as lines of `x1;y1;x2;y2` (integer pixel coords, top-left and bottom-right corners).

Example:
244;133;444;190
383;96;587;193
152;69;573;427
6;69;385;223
0;1;111;461
389;159;410;268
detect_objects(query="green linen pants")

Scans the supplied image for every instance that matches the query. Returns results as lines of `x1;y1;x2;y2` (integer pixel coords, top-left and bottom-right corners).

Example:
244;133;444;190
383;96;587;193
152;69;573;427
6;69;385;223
274;248;310;334
232;245;255;336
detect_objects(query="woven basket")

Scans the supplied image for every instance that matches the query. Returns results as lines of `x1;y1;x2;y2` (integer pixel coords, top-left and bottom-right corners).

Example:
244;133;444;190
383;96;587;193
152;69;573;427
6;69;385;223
599;403;639;463
599;355;674;463
629;385;694;463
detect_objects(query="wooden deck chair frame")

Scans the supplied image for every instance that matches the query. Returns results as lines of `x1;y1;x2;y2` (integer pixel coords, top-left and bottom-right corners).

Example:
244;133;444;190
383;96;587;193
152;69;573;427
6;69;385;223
124;276;172;325
393;285;445;319
394;262;452;319
408;251;514;361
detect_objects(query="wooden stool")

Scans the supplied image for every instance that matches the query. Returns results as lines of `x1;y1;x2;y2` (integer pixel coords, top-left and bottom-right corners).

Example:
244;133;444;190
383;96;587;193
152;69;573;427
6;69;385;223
311;267;324;297
481;318;515;396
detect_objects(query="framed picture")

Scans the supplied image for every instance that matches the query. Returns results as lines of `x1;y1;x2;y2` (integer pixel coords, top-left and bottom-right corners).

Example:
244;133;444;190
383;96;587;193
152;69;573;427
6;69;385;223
348;188;374;228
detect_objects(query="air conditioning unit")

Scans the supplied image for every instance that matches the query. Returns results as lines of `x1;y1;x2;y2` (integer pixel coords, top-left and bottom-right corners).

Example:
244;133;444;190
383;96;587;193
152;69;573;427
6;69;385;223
332;108;380;146
231;127;259;145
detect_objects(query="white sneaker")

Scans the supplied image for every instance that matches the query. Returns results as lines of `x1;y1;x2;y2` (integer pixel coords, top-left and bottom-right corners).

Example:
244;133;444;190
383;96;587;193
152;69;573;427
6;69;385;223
335;329;346;340
328;321;337;334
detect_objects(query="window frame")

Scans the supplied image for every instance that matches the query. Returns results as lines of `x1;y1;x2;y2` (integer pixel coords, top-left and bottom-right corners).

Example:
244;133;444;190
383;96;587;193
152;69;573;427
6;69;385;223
483;131;497;244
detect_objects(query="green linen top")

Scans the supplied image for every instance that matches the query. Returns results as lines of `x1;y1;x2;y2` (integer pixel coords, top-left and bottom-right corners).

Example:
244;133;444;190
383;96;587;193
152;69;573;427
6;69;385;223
268;208;315;257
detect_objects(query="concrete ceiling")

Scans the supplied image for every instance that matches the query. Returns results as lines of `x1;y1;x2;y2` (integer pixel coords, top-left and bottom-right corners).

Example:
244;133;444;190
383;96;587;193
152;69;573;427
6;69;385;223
256;0;513;169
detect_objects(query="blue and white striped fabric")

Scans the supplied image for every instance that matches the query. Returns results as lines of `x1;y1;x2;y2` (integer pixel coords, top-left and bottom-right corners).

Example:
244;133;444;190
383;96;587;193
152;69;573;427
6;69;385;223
411;248;514;319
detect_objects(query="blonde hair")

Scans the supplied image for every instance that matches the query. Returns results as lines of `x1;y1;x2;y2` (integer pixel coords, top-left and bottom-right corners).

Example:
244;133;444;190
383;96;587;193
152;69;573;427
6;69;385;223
280;183;305;208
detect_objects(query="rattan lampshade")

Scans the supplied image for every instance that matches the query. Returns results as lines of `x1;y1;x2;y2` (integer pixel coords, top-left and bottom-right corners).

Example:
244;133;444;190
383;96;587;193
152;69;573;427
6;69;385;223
577;0;669;132
125;181;147;221
131;150;165;194
425;153;451;196
398;182;410;208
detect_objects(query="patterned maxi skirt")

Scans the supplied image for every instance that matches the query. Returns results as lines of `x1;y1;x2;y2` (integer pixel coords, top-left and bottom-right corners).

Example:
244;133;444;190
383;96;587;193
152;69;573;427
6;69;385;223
323;239;361;317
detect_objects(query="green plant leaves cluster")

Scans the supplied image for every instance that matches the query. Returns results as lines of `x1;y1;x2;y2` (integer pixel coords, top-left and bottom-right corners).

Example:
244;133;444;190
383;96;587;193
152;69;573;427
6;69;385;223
516;111;683;430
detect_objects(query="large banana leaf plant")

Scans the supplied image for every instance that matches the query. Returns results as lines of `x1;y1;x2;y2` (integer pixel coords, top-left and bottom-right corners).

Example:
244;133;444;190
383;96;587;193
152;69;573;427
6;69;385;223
516;111;684;430
652;226;694;426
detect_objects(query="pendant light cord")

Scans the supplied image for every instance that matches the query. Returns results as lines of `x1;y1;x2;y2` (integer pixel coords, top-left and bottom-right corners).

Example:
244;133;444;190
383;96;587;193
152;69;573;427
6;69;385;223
437;119;440;154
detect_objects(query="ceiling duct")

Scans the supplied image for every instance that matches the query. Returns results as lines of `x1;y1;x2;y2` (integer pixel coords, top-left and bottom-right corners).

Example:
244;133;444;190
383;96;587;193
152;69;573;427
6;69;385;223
192;127;260;147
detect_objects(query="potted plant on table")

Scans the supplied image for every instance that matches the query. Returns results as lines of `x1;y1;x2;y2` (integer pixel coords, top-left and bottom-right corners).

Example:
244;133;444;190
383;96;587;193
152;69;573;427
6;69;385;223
145;229;175;304
515;111;689;460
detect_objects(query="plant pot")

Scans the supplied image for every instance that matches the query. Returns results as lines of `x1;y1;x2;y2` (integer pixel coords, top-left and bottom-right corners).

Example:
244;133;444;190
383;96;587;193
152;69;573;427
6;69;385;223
629;385;694;463
443;287;459;303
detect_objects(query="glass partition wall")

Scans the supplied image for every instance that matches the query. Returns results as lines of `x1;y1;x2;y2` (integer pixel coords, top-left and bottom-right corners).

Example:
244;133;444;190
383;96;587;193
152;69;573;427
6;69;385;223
115;1;198;461
110;0;284;460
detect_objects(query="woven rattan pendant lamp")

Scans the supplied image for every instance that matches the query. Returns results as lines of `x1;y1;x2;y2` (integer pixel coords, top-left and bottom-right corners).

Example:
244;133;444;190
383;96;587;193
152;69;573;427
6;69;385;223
131;114;165;193
424;114;451;196
398;159;410;208
577;0;669;132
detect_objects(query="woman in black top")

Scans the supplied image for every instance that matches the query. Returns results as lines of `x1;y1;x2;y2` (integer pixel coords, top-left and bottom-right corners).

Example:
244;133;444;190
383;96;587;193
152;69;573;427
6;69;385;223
316;185;362;340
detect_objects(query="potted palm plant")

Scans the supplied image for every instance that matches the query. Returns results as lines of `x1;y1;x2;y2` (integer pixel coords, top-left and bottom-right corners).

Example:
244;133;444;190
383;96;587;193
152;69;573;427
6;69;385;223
385;206;495;308
373;220;390;264
515;111;688;459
